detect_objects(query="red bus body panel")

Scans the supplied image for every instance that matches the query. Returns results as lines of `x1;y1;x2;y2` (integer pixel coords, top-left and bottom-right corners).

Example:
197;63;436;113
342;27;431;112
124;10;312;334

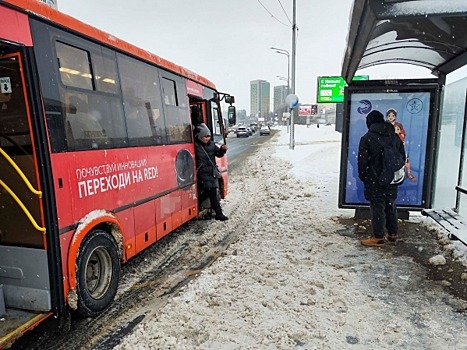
51;144;197;269
0;6;32;46
186;80;204;98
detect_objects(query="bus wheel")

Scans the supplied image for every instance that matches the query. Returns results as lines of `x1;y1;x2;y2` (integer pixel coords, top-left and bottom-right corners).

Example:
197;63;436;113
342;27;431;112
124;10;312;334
76;230;120;317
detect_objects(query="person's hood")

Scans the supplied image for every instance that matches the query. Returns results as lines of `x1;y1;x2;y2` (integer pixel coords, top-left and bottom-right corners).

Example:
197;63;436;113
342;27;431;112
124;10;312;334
369;120;395;136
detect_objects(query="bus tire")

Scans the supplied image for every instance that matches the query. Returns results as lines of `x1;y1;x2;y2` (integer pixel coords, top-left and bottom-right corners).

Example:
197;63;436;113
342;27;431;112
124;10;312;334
76;230;120;317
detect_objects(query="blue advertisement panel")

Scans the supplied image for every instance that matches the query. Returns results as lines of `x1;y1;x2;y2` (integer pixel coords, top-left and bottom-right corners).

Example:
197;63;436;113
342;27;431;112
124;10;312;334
344;91;431;207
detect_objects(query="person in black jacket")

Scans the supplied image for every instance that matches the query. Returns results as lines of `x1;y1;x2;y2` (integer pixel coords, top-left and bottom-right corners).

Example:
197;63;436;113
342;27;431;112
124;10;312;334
358;110;406;246
195;123;229;221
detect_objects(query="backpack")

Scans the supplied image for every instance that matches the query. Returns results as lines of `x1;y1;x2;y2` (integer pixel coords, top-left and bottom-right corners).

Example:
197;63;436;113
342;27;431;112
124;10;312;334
374;135;406;186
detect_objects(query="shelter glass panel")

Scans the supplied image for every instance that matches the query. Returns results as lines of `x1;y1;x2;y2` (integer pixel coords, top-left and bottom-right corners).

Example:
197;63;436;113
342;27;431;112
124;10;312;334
433;66;467;215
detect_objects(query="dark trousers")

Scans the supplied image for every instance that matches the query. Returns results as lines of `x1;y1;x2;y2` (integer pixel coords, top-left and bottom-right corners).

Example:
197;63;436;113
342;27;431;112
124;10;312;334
369;199;398;238
200;187;223;217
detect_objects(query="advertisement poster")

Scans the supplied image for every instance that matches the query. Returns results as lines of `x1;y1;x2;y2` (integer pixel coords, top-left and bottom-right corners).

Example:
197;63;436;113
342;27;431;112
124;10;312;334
298;105;312;116
344;91;431;207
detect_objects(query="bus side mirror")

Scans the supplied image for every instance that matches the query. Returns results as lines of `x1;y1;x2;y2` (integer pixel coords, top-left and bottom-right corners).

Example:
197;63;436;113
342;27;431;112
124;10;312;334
225;95;235;104
227;106;236;126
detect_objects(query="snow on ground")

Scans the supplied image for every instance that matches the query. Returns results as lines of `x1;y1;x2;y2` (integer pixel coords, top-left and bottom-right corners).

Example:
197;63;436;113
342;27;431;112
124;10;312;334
115;125;467;350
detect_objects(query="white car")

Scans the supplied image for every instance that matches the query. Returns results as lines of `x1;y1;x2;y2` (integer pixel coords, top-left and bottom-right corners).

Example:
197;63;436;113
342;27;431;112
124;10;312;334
236;126;249;137
259;125;270;136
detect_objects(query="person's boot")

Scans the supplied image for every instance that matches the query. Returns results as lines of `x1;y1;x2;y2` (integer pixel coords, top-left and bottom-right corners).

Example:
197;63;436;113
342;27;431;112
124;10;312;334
384;233;398;243
215;213;229;221
361;237;385;246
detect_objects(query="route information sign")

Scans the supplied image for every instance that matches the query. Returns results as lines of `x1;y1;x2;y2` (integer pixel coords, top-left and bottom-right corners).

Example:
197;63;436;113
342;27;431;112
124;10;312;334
317;75;369;103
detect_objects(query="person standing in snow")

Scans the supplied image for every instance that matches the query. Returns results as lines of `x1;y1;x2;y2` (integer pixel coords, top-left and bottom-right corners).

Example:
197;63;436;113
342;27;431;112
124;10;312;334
194;123;229;221
357;110;406;246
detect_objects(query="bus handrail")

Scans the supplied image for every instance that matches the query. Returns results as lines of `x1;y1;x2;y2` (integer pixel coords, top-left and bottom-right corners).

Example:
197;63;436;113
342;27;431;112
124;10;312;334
0;179;46;233
0;147;42;198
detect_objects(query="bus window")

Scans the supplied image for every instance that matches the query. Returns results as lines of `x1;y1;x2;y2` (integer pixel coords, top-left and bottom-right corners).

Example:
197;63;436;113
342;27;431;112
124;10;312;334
118;54;166;146
161;76;191;144
63;90;126;151
56;41;93;90
65;93;109;149
93;50;120;94
161;78;178;106
55;43;127;150
210;101;223;144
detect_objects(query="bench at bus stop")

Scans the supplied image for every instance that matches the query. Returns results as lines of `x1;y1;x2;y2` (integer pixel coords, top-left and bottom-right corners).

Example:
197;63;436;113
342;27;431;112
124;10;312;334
422;186;467;246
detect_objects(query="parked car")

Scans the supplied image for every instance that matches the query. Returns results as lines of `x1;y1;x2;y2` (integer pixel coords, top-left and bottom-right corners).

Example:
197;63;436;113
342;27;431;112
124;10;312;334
236;126;249;138
260;125;270;136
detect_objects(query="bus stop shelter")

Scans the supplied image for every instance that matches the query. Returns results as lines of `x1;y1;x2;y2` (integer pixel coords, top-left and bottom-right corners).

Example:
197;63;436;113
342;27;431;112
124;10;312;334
340;0;467;244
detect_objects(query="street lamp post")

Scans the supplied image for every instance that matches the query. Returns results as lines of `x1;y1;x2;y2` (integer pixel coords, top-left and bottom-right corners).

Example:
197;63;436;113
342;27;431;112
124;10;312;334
269;0;297;149
276;76;289;130
270;47;290;96
270;47;290;132
290;0;297;149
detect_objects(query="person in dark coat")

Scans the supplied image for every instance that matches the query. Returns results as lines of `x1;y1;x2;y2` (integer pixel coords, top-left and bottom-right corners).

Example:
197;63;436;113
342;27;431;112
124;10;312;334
195;123;229;221
358;110;406;246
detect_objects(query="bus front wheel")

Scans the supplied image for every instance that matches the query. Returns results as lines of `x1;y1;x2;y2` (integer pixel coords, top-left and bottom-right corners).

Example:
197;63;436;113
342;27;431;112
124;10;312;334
76;230;120;317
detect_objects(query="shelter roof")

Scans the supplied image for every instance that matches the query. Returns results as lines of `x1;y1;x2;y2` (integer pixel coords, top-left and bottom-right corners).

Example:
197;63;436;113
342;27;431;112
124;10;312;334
342;0;467;83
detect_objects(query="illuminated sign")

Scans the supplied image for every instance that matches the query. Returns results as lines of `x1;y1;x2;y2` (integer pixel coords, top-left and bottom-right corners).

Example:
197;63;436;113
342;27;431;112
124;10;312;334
317;76;369;103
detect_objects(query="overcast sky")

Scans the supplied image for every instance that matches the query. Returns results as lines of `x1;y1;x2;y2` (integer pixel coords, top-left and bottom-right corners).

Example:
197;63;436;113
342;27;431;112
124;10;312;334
57;0;431;113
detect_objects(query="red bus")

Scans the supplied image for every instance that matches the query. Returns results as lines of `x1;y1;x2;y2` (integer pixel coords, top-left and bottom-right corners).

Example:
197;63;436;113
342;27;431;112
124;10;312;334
0;0;236;347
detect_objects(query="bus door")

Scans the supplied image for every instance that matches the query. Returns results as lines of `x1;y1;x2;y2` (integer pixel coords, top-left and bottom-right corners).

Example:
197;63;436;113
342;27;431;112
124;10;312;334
0;52;51;344
207;100;228;198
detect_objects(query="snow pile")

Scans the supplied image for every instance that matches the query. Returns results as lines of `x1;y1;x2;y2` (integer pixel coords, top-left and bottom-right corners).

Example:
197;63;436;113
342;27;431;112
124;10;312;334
114;125;467;350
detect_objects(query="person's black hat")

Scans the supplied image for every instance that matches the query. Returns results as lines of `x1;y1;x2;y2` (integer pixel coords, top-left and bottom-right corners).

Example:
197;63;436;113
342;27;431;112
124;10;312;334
366;110;384;128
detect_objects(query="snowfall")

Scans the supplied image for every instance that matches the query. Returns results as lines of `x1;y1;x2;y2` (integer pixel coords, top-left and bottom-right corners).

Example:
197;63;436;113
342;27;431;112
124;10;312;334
114;124;467;350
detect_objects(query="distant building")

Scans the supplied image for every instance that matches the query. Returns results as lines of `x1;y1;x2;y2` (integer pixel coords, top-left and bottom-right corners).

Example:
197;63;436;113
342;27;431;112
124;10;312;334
236;109;247;125
250;80;270;121
273;85;288;118
37;0;58;8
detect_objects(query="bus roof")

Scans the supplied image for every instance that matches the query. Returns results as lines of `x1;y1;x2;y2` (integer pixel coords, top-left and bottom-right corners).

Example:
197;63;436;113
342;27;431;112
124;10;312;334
2;0;217;90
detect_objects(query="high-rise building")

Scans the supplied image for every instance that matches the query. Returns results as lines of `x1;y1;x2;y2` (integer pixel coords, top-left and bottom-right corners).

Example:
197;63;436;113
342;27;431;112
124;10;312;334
273;85;288;117
250;80;270;120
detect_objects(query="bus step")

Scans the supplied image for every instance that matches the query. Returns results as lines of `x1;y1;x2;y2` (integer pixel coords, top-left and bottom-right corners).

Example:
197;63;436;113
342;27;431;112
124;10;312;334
0;284;5;317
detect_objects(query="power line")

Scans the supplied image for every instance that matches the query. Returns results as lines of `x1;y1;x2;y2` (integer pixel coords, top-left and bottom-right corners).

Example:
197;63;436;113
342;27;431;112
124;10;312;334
277;0;292;25
256;0;290;27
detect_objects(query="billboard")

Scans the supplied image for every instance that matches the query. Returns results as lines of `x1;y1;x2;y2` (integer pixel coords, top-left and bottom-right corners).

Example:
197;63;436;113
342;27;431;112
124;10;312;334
338;80;440;210
298;105;312;117
298;104;318;117
317;75;369;103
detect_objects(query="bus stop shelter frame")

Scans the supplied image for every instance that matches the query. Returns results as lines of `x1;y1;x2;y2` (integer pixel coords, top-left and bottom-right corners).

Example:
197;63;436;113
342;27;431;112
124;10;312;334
340;0;467;243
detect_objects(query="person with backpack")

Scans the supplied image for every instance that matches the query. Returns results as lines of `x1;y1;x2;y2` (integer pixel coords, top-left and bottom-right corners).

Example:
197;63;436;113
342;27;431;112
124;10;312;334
357;110;406;246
